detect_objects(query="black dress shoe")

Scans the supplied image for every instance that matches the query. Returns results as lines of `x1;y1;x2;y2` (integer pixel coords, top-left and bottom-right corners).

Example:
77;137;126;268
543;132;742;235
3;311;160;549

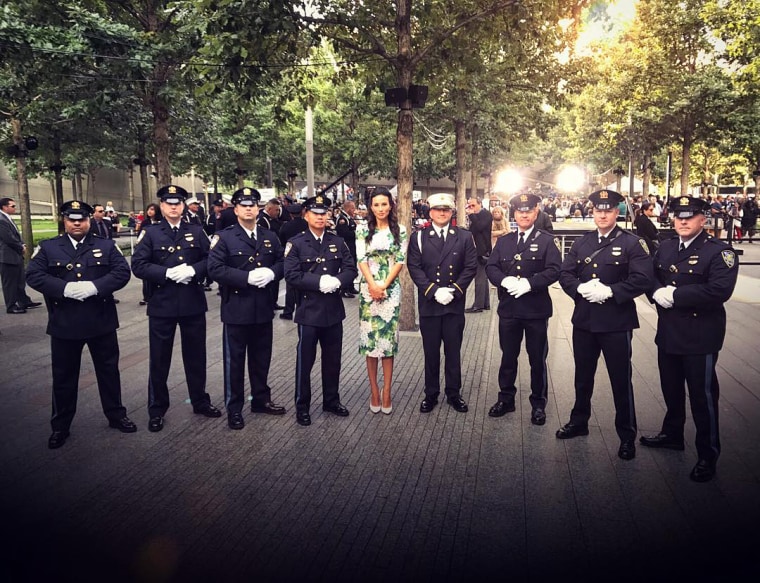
531;408;546;425
296;412;312;426
148;417;164;432
22;301;42;309
351;288;360;294
420;398;438;413
690;459;716;483
488;401;515;417
274;304;285;310
193;404;222;418
6;304;26;314
555;422;589;439
108;417;137;433
618;440;636;460
464;307;483;313
279;313;293;320
48;430;70;449
251;401;286;415
228;412;245;430
139;300;147;306
639;433;685;450
447;395;469;413
113;298;120;304
323;403;350;417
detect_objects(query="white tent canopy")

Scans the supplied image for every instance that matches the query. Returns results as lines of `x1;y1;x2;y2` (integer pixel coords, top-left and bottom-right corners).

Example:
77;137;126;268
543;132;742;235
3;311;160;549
604;178;659;196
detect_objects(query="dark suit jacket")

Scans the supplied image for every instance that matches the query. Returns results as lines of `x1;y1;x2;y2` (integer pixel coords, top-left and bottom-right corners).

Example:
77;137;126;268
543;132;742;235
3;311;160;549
207;224;284;325
652;231;738;354
131;220;210;318
0;213;24;265
283;231;357;327
26;233;130;339
559;226;653;333
90;219;112;240
407;225;478;317
486;228;561;319
467;209;493;257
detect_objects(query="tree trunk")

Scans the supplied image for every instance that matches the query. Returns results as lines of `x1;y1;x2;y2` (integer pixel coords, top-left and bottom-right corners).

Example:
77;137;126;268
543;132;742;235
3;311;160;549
642;152;651;198
454;120;467;219
75;172;84;203
11;117;33;259
52;133;65;234
680;135;692;197
152;93;172;186
470;124;479;200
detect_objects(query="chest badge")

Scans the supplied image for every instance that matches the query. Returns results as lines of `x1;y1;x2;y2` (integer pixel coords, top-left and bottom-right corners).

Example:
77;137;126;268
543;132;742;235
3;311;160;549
529;244;538;252
611;246;622;257
184;233;194;242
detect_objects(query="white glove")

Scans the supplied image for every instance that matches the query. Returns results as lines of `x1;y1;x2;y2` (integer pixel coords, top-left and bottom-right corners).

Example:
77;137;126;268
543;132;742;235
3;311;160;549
175;264;196;285
166;264;186;282
63;282;85;301
434;287;455;305
78;281;98;299
501;276;519;292
653;286;675;309
255;267;275;287
585;282;613;304
510;278;531;299
319;275;341;293
576;280;596;298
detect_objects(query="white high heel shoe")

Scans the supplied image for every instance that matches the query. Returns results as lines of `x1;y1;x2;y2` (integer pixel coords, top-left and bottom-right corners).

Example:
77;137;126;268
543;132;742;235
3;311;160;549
370;394;381;414
381;404;392;415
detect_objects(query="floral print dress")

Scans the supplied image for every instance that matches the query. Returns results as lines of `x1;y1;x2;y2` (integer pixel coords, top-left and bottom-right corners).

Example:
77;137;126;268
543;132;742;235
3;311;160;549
357;224;408;357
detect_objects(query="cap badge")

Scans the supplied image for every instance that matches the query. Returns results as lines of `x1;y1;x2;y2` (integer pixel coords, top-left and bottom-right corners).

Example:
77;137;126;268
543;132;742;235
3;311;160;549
71;201;81;209
168;186;176;194
600;191;608;199
243;188;251;195
679;197;689;205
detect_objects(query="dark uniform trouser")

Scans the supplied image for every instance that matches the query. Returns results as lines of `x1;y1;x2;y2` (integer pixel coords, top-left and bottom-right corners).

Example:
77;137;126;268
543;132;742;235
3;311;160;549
472;263;490;309
419;313;466;399
658;351;721;462
50;331;126;431
223;321;273;414
570;328;637;442
497;317;549;409
1;261;30;308
295;323;343;413
148;314;210;417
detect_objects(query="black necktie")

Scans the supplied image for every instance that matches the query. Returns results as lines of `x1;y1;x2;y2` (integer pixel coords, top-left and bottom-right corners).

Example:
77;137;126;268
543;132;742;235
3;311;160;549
679;242;685;253
439;228;445;241
517;232;526;252
98;221;107;238
317;236;322;246
251;231;257;242
599;235;606;245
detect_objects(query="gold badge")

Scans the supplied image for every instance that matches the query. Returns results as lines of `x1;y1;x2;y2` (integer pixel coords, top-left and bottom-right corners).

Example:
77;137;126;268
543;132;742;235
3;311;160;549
168;186;177;194
71;201;81;209
600;191;609;199
679;197;689;206
243;188;251;195
639;239;649;255
210;235;219;250
721;250;735;268
284;242;292;257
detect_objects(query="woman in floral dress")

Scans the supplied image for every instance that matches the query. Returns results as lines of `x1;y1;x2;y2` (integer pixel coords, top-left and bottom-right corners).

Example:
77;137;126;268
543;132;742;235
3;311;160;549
357;188;408;414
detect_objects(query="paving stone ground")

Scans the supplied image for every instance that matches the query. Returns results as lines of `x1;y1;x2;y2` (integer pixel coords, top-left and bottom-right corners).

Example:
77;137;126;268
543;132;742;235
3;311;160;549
1;242;759;582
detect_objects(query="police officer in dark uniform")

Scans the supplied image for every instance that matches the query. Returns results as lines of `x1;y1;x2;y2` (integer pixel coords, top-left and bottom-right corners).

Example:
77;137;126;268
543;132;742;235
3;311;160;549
283;195;358;426
26;201;137;449
407;192;478;414
207;188;287;430
485;193;562;425
131;185;221;432
278;203;307;320
557;189;653;460
641;196;738;482
335;200;360;297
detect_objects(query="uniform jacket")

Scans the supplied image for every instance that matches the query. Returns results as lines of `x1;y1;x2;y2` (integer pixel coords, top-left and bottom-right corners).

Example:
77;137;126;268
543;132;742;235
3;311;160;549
559;226;653;332
485;228;561;319
278;216;308;245
207;224;284;324
407;225;478;317
0;212;24;265
283;230;358;327
467;208;493;258
652;231;738;354
131;220;209;317
26;233;130;339
335;211;357;258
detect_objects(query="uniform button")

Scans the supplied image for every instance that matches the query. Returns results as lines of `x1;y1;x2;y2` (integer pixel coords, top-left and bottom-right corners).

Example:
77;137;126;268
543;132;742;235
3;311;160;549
593;263;597;267
77;273;82;278
688;270;693;273
76;263;81;267
436;279;440;283
323;267;327;271
257;262;261;266
449;265;453;268
178;256;184;261
516;266;521;270
672;281;676;285
591;274;596;278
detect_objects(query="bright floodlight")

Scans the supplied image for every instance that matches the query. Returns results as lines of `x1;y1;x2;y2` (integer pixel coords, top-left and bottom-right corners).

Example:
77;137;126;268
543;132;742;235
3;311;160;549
556;166;585;192
493;168;523;194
